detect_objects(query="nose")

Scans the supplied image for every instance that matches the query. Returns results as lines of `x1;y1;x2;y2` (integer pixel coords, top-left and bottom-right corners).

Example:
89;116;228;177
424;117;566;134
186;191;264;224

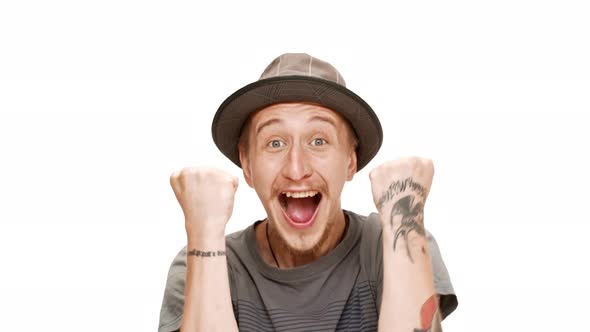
281;143;312;181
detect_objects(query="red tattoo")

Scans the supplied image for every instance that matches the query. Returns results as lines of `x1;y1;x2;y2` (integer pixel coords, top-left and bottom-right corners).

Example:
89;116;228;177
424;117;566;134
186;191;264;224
420;295;439;330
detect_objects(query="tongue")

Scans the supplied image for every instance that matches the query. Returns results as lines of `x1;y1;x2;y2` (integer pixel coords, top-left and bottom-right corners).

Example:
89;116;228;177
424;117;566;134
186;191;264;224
285;197;317;223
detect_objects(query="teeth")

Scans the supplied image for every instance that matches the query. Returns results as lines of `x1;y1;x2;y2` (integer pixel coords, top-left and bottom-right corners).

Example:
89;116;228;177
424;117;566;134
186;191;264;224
282;191;318;198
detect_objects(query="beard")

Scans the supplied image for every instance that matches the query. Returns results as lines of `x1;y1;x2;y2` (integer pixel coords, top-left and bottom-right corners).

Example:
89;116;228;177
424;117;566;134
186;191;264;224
272;212;346;257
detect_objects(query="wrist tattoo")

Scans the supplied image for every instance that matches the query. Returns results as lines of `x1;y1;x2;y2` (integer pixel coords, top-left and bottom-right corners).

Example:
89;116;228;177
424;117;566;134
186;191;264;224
390;194;426;263
187;249;226;257
376;177;427;210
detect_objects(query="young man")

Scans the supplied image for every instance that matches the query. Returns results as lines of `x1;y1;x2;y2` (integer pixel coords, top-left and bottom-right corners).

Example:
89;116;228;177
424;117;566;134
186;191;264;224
159;53;458;332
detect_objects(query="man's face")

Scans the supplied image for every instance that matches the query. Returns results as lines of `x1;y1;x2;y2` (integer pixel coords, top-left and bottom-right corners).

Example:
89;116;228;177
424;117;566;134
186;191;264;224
240;103;357;254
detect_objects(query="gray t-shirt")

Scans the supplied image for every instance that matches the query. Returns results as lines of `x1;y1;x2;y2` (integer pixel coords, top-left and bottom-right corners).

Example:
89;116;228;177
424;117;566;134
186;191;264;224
159;210;458;332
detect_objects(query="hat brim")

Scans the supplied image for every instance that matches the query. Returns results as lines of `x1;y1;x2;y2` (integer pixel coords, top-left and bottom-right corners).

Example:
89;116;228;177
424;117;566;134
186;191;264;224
211;75;383;171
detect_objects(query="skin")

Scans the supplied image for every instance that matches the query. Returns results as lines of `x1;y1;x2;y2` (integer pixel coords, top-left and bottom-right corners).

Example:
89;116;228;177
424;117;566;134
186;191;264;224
370;159;442;331
171;104;442;331
239;102;357;268
170;167;239;332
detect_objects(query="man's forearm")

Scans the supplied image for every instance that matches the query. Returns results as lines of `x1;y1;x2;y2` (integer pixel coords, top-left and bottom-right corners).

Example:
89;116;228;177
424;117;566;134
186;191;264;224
181;234;238;332
377;180;441;332
379;226;441;331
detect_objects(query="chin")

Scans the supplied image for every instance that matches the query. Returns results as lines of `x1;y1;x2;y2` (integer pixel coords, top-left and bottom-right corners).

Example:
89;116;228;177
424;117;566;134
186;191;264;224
273;209;333;256
284;232;322;254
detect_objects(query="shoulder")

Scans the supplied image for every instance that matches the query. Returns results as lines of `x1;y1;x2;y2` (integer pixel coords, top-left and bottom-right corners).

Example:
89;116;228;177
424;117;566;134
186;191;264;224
158;247;187;332
225;225;250;248
158;225;254;332
345;211;383;272
224;223;256;266
346;210;383;245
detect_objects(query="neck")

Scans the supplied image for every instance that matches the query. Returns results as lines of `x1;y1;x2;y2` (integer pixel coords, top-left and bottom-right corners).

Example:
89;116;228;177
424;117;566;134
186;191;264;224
257;210;348;269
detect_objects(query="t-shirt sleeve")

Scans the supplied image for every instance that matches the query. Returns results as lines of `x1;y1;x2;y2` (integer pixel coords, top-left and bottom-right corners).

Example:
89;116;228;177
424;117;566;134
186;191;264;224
366;213;458;320
158;247;187;332
426;231;458;319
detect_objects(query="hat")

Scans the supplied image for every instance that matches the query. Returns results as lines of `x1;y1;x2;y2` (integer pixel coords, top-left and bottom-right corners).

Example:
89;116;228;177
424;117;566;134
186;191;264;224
211;53;383;171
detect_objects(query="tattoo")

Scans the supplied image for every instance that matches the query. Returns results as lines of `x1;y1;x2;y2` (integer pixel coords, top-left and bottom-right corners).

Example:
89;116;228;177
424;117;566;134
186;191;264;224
390;195;426;262
376;177;427;210
414;295;442;332
187;249;226;257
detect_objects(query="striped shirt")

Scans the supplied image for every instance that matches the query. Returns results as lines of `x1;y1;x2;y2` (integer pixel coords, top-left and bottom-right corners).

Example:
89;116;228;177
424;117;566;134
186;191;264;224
158;211;457;332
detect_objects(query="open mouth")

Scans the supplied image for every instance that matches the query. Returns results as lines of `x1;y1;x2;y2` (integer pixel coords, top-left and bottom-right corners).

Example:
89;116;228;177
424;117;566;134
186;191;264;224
278;191;322;228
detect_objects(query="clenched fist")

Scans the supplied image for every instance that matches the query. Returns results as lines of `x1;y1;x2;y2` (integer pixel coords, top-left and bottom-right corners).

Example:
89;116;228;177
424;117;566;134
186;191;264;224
170;167;238;239
369;157;434;261
369;157;434;212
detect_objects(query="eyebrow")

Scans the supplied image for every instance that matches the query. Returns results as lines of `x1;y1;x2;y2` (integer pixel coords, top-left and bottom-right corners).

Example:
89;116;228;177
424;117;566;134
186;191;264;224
308;115;337;128
255;118;284;135
255;114;338;135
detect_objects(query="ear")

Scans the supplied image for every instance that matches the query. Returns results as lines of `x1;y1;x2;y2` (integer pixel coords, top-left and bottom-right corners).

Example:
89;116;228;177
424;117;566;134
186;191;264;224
346;148;357;181
239;145;254;188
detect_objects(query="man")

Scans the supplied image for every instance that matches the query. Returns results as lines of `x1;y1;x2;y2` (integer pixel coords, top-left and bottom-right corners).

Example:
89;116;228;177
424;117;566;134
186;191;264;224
159;53;458;332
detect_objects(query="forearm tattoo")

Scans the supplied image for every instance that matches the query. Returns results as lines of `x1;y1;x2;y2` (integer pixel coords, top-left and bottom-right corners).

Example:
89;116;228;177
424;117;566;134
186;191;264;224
376;177;427;210
187;249;226;257
377;177;427;262
414;295;442;332
391;195;426;262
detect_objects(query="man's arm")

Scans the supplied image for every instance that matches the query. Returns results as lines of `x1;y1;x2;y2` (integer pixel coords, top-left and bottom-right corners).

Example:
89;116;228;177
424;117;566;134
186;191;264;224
170;167;239;332
181;236;237;332
379;209;441;332
370;158;441;332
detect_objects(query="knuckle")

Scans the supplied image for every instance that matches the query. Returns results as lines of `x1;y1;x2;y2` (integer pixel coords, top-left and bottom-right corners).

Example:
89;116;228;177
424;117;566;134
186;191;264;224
369;168;382;181
179;167;191;177
421;158;433;166
170;170;181;183
368;169;376;179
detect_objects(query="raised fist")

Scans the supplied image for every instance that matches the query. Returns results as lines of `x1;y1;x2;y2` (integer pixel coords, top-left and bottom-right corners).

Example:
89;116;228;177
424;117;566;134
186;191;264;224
369;157;434;261
170;166;238;238
369;157;434;217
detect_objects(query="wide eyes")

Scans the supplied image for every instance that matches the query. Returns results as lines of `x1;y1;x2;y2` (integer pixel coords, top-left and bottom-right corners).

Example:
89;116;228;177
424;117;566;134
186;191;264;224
267;138;327;149
268;140;286;148
311;138;327;146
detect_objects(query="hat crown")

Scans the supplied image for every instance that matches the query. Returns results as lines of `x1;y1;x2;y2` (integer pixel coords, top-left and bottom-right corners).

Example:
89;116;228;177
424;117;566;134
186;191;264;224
212;52;382;171
259;53;347;87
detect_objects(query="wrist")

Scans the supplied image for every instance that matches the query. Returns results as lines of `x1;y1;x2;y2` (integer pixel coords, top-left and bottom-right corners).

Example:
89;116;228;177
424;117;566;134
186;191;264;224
379;214;396;237
185;219;227;245
187;234;226;251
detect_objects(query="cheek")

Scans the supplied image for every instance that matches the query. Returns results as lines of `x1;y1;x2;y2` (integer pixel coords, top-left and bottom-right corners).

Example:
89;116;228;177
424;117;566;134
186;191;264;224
313;156;350;190
317;149;351;171
250;158;282;194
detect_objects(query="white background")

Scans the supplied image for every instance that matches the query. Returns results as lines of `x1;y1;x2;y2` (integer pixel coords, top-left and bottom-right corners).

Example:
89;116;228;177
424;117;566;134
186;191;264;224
1;0;589;331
